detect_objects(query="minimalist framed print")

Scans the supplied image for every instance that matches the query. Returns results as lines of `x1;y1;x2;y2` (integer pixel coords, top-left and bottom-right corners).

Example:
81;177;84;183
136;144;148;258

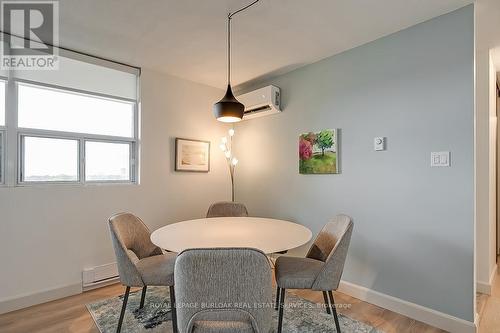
175;138;210;172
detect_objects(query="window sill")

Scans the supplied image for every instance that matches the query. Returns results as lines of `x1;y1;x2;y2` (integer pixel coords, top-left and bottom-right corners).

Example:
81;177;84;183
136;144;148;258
0;181;139;188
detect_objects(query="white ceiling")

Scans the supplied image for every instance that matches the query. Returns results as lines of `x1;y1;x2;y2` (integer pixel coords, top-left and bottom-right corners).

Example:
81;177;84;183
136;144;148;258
49;0;473;88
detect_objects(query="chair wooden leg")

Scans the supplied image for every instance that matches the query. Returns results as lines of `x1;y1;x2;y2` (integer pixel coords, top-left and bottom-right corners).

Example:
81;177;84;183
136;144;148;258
139;286;147;309
170;286;178;333
322;291;331;314
328;291;341;333
117;286;130;333
277;288;286;333
275;287;281;310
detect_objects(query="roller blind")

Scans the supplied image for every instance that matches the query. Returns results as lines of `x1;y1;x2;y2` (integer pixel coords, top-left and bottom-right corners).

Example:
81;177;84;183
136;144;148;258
1;36;139;100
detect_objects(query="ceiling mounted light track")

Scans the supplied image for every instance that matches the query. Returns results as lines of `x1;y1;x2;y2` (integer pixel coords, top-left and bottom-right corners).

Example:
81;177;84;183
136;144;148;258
213;0;260;123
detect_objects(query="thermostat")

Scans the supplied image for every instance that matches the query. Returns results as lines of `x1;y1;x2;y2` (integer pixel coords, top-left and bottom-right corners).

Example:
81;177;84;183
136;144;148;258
374;137;386;151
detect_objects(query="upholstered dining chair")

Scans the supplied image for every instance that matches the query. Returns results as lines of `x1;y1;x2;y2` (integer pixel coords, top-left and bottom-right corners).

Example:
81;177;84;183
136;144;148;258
108;213;178;333
174;248;273;333
206;201;249;218
274;214;354;333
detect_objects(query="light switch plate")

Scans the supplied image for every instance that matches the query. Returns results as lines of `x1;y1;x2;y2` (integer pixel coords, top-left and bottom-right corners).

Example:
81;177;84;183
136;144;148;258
431;151;450;167
374;137;386;151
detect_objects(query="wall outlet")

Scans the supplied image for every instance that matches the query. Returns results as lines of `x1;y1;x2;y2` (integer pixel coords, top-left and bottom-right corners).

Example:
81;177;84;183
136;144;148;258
374;137;386;151
431;151;450;167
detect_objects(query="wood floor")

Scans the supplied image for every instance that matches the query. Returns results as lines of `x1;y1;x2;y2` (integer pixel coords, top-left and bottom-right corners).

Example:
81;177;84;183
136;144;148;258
477;256;500;332
0;283;445;333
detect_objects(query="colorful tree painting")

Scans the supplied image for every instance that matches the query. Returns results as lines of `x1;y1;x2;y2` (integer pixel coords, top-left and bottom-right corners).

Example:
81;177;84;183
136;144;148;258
299;129;338;174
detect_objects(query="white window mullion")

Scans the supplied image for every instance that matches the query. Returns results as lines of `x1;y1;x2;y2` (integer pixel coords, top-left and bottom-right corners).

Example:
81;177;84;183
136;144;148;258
130;141;136;183
133;96;140;183
5;76;17;186
79;137;85;184
17;132;23;184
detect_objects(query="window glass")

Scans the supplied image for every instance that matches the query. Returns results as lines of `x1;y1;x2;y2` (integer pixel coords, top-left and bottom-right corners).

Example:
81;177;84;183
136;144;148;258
22;136;79;182
18;84;134;137
85;141;130;181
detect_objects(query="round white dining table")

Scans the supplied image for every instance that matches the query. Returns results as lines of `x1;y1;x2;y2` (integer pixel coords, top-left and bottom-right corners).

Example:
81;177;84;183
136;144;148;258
150;217;312;254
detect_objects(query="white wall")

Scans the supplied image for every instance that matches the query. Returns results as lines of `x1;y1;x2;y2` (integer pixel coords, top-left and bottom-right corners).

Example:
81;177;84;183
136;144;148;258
497;86;500;254
0;69;228;312
475;0;500;293
488;53;497;267
234;6;474;322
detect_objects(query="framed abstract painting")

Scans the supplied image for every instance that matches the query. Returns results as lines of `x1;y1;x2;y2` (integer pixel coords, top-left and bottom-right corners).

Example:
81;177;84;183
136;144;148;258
299;129;339;174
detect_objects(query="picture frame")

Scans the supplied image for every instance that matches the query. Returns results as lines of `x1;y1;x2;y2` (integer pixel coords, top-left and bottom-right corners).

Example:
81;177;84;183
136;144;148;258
299;129;339;174
175;138;210;172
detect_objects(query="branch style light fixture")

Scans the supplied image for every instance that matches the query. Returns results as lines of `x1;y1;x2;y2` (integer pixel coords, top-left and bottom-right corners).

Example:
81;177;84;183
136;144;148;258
213;0;260;123
219;128;238;201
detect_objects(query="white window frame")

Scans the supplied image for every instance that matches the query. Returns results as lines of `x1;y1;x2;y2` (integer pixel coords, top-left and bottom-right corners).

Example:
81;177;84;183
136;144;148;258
0;78;6;185
14;79;139;185
0;131;4;185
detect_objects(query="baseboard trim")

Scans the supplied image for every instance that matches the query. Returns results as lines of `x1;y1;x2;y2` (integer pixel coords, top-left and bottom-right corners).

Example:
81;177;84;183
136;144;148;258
477;280;491;295
83;276;120;292
477;264;498;295
475;312;480;329
0;282;82;315
338;280;476;333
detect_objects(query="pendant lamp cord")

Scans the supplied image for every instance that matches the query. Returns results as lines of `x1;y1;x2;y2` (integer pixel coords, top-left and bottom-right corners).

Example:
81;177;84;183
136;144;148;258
227;0;260;85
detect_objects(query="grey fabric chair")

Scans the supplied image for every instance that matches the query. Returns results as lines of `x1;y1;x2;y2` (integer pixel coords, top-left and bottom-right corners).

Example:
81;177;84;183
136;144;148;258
206;202;249;218
108;213;178;333
275;215;354;333
174;248;273;333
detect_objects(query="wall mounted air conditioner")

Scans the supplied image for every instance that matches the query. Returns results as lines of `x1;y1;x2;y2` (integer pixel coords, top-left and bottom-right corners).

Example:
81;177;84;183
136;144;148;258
237;85;281;120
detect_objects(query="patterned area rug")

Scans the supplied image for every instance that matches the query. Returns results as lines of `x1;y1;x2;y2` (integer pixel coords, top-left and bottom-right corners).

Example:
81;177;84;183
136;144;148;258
87;286;382;333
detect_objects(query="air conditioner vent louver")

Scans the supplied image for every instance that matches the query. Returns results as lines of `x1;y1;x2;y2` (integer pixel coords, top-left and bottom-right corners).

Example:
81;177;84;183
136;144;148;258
244;105;272;114
237;85;281;120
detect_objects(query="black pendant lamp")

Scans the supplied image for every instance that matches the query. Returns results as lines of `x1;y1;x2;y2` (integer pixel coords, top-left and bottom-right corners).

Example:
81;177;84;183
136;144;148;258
213;0;260;123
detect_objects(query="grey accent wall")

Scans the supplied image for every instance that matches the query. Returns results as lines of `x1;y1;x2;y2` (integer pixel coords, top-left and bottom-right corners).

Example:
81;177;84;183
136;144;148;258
234;6;474;321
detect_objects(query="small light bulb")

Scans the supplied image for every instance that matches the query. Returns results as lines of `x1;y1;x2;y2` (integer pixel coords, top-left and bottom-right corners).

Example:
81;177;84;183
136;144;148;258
231;157;238;166
225;151;231;158
219;144;226;151
221;136;228;143
228;129;235;136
